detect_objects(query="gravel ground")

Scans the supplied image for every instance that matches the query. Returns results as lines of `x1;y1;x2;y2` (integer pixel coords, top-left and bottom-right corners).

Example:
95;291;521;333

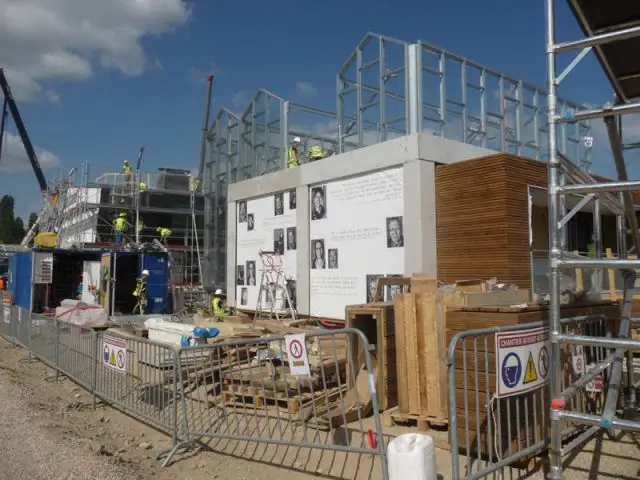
1;335;638;480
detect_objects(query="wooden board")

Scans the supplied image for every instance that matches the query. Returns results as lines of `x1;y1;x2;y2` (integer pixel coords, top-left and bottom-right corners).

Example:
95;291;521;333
345;302;396;411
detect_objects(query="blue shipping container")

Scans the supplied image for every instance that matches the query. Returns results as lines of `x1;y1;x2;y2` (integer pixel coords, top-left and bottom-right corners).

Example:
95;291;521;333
9;252;32;310
141;252;169;314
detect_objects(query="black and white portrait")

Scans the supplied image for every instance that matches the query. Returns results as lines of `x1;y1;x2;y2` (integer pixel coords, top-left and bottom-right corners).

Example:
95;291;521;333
238;201;247;223
311;239;325;269
240;287;248;306
311;186;326;220
246;261;256;286
286;227;297;250
289;189;297;210
237;265;245;286
273;228;285;255
247;213;254;231
328;248;338;269
285;279;297;310
385;274;404;301
274;193;284;216
366;274;384;303
386;216;404;248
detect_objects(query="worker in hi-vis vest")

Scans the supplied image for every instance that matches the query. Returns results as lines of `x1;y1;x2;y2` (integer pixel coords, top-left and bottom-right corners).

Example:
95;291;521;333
211;288;228;319
113;212;129;244
156;227;172;244
121;159;133;182
287;137;302;169
133;269;149;314
308;145;325;161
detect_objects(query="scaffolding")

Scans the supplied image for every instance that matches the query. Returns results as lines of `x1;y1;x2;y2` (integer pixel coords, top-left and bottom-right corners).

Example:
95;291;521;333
54;161;205;288
546;1;640;478
204;32;594;288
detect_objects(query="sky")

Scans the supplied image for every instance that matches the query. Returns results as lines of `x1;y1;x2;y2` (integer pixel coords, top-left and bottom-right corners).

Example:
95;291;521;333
0;0;638;219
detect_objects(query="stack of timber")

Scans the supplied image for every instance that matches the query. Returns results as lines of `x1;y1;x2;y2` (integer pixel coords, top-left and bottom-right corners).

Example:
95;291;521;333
446;301;620;458
221;334;351;420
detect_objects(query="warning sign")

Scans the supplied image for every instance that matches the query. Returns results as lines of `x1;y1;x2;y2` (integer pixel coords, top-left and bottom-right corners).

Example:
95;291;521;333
495;327;550;398
284;334;310;376
103;336;127;373
523;352;538;384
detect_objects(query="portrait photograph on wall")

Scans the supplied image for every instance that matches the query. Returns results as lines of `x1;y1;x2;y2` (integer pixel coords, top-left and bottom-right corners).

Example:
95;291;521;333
310;186;327;220
235;192;297;312
274;193;284;216
311;239;326;269
286;227;297;250
384;274;405;301
309;167;405;319
238;201;247;222
289;189;297;210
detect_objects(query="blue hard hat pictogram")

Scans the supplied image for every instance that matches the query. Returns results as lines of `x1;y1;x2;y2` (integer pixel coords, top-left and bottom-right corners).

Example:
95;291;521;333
501;352;522;389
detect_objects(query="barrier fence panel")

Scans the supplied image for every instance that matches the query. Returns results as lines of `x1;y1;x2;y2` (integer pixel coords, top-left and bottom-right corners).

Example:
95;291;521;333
29;312;59;367
448;313;612;480
56;319;97;391
161;328;388;479
93;331;179;442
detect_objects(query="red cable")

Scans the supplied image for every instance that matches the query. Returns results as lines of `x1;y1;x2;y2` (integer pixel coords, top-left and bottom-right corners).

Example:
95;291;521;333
318;319;343;329
55;304;101;319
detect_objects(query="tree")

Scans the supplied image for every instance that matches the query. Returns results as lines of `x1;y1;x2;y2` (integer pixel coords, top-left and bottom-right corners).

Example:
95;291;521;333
0;195;28;244
27;212;38;230
0;195;17;244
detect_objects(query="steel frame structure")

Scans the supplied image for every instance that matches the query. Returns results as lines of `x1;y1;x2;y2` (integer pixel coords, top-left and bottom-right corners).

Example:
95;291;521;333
204;32;593;288
545;1;640;478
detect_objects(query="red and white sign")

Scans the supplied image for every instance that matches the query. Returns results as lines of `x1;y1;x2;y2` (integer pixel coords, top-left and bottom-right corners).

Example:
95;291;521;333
285;334;310;376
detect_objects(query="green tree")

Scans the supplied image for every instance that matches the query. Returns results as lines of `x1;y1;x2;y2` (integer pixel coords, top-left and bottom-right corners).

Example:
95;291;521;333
27;212;38;230
0;195;17;244
14;217;25;242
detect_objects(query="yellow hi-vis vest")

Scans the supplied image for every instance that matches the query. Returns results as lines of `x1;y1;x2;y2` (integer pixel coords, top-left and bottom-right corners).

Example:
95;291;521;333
138;182;147;192
212;297;227;316
159;228;172;237
287;148;300;168
133;278;147;297
114;218;128;232
309;145;325;159
122;164;132;174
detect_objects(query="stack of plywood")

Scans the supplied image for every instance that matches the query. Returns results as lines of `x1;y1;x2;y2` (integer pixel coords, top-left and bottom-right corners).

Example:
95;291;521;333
446;302;620;457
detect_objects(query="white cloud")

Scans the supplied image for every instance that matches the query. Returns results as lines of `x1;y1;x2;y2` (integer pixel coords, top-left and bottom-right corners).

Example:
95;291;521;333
0;0;191;102
295;81;318;98
0;131;60;173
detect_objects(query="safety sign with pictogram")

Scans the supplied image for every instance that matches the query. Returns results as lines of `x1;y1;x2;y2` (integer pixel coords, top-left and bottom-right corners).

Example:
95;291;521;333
495;327;550;398
284;333;310;376
103;335;127;374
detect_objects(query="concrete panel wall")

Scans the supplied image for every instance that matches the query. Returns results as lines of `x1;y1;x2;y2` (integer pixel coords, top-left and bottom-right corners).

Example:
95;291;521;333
226;133;495;314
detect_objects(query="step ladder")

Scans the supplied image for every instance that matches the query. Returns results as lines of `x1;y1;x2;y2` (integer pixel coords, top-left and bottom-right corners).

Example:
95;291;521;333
254;250;296;323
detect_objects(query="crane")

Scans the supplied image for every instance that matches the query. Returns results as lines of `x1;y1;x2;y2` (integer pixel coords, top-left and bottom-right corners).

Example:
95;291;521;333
0;68;48;193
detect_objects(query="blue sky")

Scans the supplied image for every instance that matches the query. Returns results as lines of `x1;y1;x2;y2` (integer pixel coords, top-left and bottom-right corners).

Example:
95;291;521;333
0;0;633;219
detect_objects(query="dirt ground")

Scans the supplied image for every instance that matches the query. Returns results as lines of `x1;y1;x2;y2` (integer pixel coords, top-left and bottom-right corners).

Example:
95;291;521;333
1;334;639;480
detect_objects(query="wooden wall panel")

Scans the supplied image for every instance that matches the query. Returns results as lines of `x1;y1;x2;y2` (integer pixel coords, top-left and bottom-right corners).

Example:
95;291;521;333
436;153;640;294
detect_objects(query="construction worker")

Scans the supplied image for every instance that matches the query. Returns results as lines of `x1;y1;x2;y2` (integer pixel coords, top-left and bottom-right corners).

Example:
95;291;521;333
112;212;130;244
287;137;302;169
191;176;201;193
211;288;228;319
308;145;326;161
156;226;172;244
0;276;5;291
133;269;149;314
122;160;133;183
138;181;148;193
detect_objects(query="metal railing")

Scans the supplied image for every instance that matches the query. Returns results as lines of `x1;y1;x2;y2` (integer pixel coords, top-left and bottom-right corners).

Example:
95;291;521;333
448;312;614;479
0;305;386;478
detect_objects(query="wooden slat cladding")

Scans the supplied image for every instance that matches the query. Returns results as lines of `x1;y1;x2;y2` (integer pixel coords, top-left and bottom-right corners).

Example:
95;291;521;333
436;153;640;293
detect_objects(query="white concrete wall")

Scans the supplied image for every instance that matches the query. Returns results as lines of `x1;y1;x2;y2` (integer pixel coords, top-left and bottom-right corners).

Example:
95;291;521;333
226;132;495;314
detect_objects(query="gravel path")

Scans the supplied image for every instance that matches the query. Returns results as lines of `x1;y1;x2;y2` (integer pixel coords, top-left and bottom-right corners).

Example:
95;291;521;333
0;365;133;480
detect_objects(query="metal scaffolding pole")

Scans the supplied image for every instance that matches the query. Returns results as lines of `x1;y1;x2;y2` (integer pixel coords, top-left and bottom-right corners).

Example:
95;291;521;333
545;1;640;478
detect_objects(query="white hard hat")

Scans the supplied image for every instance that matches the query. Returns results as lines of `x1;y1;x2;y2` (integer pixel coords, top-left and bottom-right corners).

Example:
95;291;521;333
141;269;149;276
292;137;301;143
214;288;223;295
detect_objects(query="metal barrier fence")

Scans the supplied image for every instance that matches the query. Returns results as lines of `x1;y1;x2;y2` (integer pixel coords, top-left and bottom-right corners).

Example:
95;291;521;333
448;313;613;479
0;306;386;479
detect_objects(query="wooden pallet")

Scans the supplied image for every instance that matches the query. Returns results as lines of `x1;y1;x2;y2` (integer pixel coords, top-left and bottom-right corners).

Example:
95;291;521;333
382;406;448;431
223;384;346;416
